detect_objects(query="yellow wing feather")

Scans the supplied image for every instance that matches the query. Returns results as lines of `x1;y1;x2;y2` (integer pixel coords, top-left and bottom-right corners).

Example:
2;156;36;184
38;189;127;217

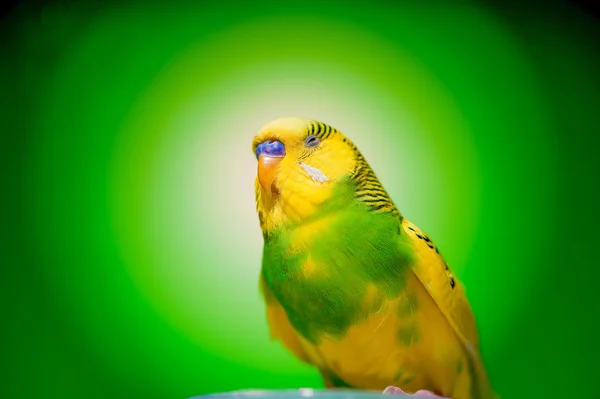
402;220;480;348
403;219;496;399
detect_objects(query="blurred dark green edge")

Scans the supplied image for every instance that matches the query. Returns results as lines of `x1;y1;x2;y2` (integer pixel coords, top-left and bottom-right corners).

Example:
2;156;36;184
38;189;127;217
2;0;600;399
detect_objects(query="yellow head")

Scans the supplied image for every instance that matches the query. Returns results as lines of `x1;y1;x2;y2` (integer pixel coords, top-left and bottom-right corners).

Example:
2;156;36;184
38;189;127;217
251;117;399;236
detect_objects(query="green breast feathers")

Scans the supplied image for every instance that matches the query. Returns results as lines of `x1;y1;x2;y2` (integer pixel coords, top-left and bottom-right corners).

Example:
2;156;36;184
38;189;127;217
261;178;414;344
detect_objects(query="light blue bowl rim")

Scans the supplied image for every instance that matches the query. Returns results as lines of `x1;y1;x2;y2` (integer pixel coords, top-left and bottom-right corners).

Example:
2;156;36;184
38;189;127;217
189;388;389;399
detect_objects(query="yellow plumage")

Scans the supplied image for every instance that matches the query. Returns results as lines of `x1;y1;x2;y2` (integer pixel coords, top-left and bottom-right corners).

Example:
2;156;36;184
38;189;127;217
254;117;497;399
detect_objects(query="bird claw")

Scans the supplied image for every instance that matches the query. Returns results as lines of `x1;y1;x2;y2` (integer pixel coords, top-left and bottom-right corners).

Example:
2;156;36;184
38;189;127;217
383;386;451;398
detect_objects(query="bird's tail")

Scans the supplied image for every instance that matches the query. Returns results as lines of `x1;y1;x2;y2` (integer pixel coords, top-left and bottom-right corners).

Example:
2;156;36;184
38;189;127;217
464;343;499;399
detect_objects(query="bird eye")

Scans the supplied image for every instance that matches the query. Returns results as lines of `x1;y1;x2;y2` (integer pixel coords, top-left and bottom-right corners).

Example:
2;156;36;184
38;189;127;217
305;135;320;148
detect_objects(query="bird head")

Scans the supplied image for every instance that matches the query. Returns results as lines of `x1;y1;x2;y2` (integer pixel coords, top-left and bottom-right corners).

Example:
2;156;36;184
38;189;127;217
252;117;398;236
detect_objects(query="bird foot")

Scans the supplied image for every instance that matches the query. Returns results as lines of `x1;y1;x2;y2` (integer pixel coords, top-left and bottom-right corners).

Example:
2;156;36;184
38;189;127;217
383;386;450;398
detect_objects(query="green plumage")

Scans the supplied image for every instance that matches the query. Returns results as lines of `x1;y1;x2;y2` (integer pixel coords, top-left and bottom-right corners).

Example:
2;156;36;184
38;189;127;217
261;177;414;344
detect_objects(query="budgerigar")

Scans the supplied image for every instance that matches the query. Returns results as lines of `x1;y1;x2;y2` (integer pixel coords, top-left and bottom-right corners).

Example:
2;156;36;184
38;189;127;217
252;117;497;399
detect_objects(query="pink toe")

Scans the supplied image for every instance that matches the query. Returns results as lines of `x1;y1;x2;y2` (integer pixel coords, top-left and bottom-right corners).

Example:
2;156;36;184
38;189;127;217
383;386;408;395
383;386;450;398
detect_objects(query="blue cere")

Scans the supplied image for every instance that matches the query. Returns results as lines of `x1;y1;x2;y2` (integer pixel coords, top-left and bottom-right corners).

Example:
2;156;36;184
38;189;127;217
256;140;286;159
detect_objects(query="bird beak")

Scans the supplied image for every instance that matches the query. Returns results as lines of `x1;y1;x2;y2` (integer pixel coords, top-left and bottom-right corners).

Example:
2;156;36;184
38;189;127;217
258;155;283;194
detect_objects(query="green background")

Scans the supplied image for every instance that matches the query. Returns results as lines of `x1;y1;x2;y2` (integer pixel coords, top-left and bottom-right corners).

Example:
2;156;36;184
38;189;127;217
4;1;599;398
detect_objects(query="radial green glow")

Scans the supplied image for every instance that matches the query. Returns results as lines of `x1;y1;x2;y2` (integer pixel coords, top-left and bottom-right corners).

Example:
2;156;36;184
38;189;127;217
14;1;594;398
109;14;487;371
